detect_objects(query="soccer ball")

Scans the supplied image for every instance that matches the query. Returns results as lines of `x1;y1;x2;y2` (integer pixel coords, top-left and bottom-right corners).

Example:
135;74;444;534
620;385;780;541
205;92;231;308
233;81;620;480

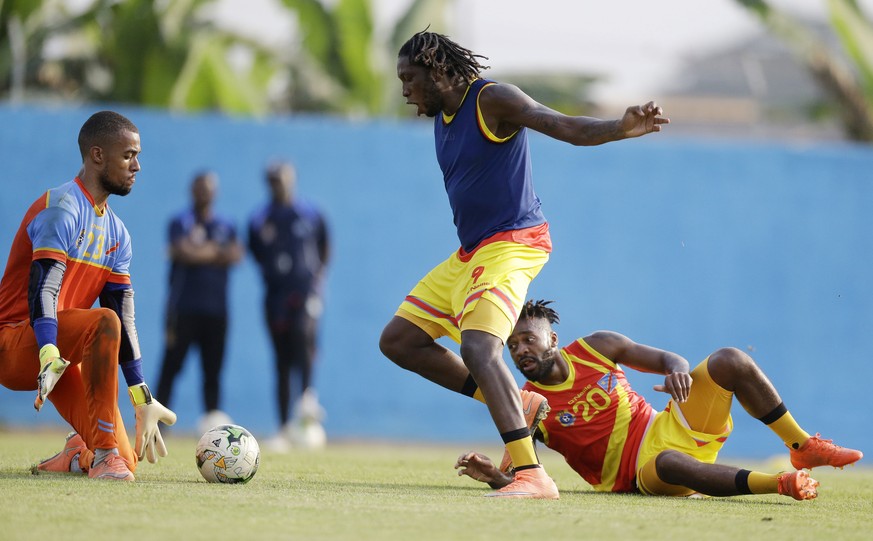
195;424;260;484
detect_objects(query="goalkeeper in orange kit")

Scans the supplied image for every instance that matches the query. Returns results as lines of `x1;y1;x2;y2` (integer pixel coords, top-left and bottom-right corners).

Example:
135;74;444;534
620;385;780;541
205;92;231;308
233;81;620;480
0;111;176;481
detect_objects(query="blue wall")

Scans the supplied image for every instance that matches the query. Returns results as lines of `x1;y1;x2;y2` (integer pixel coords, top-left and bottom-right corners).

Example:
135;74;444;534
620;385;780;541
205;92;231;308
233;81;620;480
1;104;870;461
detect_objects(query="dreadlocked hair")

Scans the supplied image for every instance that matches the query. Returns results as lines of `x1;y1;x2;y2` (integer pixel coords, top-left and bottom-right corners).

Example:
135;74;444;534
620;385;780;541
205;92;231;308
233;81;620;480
398;29;489;83
519;300;560;325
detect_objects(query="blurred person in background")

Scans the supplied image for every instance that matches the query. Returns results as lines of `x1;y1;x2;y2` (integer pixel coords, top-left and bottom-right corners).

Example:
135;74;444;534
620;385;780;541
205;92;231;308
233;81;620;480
455;300;863;500
155;171;242;435
249;161;330;451
380;30;668;499
0;110;176;481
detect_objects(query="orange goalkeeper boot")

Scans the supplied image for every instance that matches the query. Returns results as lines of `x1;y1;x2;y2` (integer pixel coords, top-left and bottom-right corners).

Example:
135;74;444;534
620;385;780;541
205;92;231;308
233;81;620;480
777;470;819;501
36;432;87;474
498;390;551;473
485;466;559;499
789;433;863;470
88;453;135;482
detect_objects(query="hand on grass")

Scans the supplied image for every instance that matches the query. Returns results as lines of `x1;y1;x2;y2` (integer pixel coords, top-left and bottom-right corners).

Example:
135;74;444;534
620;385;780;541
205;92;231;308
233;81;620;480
454;451;511;489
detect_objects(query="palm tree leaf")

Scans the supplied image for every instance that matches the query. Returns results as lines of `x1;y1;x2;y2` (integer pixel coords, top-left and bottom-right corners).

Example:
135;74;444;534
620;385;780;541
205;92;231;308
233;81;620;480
334;0;380;111
828;0;873;99
279;0;336;68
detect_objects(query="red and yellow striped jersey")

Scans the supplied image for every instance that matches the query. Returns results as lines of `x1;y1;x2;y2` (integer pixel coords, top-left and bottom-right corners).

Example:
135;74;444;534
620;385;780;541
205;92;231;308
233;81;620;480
524;338;656;492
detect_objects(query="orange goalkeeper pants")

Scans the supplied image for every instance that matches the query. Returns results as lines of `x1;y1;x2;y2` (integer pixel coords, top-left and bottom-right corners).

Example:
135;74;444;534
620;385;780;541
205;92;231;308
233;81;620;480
0;308;137;472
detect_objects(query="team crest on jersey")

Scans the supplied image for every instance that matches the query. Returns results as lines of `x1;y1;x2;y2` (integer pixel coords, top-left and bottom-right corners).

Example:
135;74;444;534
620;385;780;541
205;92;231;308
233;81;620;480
75;228;86;248
597;372;617;394
557;410;575;427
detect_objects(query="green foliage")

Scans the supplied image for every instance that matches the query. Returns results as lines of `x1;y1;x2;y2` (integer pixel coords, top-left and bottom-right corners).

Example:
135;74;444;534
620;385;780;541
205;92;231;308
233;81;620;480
828;0;873;101
277;0;457;115
0;0;278;114
1;0;596;118
734;0;873;141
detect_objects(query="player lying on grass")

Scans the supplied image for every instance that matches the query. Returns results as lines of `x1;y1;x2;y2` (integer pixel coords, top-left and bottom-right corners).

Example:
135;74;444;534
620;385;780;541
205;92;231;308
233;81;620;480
454;300;863;500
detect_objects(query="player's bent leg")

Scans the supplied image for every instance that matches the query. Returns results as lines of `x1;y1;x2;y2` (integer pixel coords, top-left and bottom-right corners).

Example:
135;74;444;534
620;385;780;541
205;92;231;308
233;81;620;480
460;329;557;499
0;324;43;390
112;403;138;471
637;451;698;497
55;309;124;455
706;348;863;468
677;355;734;434
498;389;551;473
644;450;818;500
459;330;525;433
379;315;470;391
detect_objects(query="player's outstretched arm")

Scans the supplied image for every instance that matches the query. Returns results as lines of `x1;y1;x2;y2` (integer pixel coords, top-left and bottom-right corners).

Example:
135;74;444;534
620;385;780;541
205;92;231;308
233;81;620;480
454;451;513;489
479;83;669;146
587;330;692;402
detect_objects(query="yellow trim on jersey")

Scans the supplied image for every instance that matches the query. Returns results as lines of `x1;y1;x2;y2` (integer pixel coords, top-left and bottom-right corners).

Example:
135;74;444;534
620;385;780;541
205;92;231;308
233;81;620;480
476;82;519;143
531;338;634;492
442;82;474;125
595;381;633;492
576;338;620;370
528;340;614;394
528;350;577;393
33;246;67;257
66;255;115;272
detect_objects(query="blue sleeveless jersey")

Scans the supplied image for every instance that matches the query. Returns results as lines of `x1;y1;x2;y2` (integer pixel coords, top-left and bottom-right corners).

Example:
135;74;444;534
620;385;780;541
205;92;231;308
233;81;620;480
434;78;546;252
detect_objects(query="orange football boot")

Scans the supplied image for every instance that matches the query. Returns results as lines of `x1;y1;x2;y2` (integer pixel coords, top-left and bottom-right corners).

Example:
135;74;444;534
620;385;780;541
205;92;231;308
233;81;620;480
790;434;863;470
777;470;819;501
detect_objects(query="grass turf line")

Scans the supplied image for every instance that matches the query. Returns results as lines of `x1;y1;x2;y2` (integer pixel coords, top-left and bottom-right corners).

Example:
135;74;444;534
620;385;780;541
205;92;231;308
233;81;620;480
0;429;870;541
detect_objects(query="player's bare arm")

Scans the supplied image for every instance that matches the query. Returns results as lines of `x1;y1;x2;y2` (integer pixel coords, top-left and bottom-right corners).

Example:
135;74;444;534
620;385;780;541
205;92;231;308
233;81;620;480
478;83;669;145
586;330;692;402
454;451;512;489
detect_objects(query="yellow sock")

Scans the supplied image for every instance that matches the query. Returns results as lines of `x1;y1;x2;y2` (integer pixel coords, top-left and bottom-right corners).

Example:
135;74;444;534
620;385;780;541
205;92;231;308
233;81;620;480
746;471;780;494
472;388;485;403
767;411;810;450
505;437;538;469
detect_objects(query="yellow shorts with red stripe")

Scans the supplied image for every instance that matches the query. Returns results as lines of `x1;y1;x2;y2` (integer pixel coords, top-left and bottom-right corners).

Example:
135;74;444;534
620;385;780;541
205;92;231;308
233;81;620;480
635;358;734;496
396;240;549;344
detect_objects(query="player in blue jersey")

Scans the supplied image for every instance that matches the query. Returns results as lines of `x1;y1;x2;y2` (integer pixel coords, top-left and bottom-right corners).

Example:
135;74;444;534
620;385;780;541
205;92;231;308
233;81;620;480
0;111;176;481
248;161;330;450
379;30;669;499
156;171;242;433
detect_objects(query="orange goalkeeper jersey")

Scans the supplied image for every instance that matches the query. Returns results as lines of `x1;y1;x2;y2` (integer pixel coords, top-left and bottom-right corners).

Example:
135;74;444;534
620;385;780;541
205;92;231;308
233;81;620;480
524;338;656;492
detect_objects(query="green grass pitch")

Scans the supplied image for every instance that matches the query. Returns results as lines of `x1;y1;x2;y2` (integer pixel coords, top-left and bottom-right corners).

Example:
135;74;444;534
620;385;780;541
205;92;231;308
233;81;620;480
1;429;870;541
